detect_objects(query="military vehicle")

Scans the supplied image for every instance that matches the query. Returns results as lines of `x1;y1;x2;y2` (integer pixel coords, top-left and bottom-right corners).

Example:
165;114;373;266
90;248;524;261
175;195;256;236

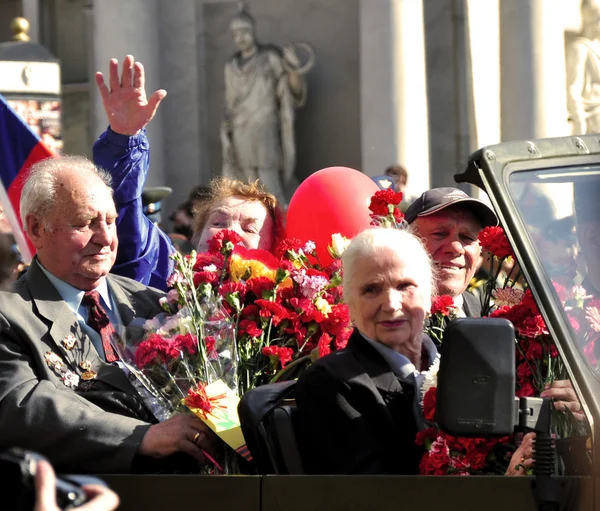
101;134;599;510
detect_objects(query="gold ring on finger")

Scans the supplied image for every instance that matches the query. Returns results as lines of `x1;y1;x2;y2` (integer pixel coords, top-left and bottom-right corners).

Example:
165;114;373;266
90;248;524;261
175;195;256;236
520;456;526;463
193;431;201;445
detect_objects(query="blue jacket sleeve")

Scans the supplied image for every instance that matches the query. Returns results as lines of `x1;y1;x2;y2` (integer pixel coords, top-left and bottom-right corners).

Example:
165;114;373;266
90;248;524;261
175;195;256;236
93;127;174;291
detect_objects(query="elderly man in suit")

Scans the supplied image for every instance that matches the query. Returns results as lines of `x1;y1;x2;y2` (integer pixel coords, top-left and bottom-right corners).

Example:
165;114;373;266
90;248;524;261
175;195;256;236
0;156;217;473
405;187;498;317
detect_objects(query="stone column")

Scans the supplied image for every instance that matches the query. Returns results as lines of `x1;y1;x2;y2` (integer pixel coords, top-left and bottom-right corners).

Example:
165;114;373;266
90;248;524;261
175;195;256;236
359;0;429;199
157;0;204;214
423;0;472;190
90;0;165;185
500;0;570;141
465;0;501;203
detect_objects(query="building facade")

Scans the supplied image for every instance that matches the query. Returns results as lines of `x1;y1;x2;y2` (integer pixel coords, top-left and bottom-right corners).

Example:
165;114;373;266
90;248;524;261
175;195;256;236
0;0;584;218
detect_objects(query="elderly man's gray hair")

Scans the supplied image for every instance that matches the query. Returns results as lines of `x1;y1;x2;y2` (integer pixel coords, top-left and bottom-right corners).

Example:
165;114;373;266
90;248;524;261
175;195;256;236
20;156;113;232
342;227;438;305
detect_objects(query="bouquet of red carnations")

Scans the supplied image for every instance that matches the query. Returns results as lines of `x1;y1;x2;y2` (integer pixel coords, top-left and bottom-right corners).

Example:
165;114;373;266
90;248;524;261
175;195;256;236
111;292;250;467
417;225;584;475
172;229;353;395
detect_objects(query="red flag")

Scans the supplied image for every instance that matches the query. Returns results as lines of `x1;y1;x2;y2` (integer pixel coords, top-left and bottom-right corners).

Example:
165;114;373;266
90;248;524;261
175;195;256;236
0;93;55;260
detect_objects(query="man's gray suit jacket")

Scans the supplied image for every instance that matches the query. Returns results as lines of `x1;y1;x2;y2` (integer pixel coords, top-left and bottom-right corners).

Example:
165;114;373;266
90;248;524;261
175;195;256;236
0;260;165;473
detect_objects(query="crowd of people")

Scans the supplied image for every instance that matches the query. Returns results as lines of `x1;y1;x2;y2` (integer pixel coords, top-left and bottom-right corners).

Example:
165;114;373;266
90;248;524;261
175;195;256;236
0;55;587;502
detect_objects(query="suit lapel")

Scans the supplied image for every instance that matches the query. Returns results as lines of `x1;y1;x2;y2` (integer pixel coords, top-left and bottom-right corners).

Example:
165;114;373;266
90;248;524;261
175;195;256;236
27;262;139;396
107;275;137;326
27;261;89;371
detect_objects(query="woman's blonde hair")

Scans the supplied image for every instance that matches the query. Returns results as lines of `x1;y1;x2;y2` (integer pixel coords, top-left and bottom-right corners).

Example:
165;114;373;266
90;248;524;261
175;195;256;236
193;177;285;243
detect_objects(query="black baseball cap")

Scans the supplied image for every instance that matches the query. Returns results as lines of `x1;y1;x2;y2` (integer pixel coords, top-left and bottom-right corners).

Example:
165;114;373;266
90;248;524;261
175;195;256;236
404;187;498;227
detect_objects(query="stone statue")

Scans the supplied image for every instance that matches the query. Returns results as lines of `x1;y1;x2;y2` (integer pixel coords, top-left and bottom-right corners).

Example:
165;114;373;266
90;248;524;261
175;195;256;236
567;0;600;134
220;2;315;204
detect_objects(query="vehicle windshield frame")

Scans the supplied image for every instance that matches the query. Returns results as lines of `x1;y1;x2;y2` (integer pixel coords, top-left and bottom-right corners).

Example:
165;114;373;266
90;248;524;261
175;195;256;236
456;136;600;455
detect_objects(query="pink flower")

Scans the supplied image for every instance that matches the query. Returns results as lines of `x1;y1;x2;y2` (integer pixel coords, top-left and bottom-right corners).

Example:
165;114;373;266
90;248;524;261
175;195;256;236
586;306;600;333
493;288;524;308
292;269;329;299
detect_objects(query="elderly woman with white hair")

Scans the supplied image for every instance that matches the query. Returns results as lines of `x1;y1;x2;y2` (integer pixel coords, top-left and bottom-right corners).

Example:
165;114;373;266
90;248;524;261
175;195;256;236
295;227;535;475
295;227;437;474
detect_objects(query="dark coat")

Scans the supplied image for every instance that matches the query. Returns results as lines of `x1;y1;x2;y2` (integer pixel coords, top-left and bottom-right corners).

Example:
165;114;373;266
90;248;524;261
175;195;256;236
295;329;423;474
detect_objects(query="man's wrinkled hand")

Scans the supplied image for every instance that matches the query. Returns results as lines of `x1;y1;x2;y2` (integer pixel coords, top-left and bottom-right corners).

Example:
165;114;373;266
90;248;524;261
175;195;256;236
95;55;166;136
138;414;220;463
540;379;585;421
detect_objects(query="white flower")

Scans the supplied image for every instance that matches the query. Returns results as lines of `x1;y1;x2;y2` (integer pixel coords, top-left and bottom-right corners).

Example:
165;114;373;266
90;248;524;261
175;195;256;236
158;297;171;312
420;353;441;409
203;264;217;272
303;241;316;255
327;233;351;259
571;285;593;302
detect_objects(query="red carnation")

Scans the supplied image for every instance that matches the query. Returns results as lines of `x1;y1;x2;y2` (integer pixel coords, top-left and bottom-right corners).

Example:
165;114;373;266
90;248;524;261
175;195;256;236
204;336;217;359
431;295;456;316
369;189;403;216
255;299;290;325
478;226;514;260
584;340;598;366
415;427;438;446
317;333;332;358
239;319;263;339
284;317;307;344
422;387;437;421
246;277;276;299
193;270;218;287
517;380;536;397
172;333;198;356
135;334;176;368
207;229;244;253
274;237;305;259
193;253;224;271
262;345;294;368
240;304;259;318
516;361;532;380
321;304;351;337
419;437;451;475
517;315;549;339
219;281;246;299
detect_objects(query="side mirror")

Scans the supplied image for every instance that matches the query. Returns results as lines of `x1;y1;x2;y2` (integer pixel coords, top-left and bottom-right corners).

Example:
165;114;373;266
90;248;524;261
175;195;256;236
436;318;516;436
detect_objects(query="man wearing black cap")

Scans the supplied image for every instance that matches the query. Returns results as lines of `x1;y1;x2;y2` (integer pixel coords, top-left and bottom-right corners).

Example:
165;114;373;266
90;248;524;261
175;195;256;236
142;186;172;227
405;187;498;317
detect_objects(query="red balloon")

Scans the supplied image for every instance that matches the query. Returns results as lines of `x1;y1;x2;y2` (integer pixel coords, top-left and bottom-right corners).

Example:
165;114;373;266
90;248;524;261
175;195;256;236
286;167;379;265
